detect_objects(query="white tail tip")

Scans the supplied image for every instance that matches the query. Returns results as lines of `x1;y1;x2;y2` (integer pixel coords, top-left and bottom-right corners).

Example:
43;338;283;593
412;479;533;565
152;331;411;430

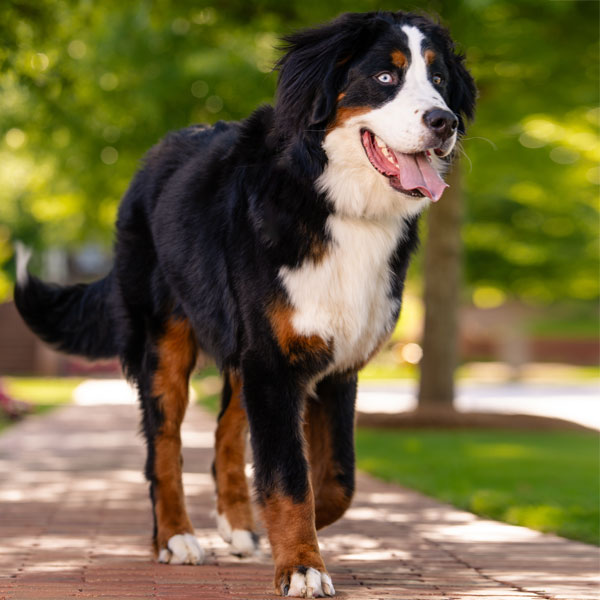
14;241;32;286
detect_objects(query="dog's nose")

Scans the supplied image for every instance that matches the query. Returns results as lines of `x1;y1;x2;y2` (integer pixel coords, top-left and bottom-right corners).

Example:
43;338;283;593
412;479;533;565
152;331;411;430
423;109;458;140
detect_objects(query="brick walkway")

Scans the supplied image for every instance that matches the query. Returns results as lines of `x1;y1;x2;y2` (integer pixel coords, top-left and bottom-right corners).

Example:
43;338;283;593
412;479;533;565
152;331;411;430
0;402;598;600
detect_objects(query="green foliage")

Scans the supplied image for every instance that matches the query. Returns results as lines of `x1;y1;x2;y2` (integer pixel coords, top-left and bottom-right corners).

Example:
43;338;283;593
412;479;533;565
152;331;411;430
0;0;598;306
450;1;600;306
527;303;600;339
356;428;600;545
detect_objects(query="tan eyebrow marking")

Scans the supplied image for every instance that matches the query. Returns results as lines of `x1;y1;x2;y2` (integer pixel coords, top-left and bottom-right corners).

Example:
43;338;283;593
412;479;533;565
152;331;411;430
390;50;407;68
425;49;436;65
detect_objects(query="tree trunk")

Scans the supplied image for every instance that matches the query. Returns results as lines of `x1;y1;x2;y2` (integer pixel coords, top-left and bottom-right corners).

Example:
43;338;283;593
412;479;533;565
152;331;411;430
417;162;463;412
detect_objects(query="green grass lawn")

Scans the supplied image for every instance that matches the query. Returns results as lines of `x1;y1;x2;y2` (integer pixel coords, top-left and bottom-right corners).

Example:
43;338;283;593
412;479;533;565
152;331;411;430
1;377;83;432
356;429;599;545
358;361;600;381
4;377;84;405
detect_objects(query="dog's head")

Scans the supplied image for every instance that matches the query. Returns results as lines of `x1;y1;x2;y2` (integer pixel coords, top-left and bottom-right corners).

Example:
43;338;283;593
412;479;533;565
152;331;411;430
274;11;476;218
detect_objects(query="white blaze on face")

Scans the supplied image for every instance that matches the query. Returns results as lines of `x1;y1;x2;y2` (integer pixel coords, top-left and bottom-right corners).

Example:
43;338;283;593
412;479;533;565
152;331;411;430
359;25;455;153
317;25;454;219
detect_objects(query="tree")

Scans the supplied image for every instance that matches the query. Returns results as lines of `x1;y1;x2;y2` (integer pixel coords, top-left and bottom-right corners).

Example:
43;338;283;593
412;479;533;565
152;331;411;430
416;0;598;412
418;165;462;411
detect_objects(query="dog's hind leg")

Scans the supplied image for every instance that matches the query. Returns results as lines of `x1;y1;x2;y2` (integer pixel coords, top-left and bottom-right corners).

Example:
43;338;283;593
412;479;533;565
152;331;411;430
305;374;356;531
138;315;204;565
213;370;259;556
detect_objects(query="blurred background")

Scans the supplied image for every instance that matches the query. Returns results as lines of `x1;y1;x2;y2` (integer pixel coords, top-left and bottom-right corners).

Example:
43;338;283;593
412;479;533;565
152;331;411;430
0;0;597;375
0;0;598;546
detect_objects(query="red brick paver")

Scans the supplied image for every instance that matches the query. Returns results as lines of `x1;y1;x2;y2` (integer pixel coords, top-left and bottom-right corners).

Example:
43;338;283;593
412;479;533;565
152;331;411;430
0;402;598;600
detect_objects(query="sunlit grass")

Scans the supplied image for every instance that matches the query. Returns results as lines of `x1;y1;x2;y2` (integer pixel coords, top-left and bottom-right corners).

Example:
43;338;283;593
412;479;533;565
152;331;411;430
4;377;84;406
359;362;417;381
356;429;599;545
0;377;84;432
359;360;600;381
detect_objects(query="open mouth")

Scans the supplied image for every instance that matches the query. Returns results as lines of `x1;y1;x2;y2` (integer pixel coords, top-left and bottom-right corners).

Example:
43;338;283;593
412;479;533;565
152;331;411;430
360;129;448;202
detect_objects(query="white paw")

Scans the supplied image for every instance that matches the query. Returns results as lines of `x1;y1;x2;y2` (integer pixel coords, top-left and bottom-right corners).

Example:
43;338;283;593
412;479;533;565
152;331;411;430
216;511;233;542
216;512;259;557
285;568;335;598
158;533;205;565
230;529;259;557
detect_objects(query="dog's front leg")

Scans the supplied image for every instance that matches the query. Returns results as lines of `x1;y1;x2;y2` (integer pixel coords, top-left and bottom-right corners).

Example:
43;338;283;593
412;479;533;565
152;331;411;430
242;363;334;598
262;486;334;597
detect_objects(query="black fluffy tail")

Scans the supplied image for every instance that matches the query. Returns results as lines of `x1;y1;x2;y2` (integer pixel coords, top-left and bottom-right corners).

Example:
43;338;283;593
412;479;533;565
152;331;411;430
13;245;118;359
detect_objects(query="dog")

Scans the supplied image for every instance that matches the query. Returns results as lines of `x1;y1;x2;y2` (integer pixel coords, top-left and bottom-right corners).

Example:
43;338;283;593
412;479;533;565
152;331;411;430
14;10;475;598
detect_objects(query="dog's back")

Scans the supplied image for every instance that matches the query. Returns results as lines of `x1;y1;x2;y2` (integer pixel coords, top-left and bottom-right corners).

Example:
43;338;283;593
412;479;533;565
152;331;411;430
15;119;242;366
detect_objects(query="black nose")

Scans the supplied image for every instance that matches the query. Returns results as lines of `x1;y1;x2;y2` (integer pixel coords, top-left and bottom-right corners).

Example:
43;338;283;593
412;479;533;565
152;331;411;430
423;109;458;140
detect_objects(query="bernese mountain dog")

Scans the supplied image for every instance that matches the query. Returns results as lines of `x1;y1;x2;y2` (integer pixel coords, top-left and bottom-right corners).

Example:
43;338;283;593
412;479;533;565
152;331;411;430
14;10;475;598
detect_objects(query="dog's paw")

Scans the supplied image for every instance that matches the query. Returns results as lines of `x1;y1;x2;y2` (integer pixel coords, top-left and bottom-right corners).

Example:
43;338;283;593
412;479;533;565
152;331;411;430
281;567;335;598
216;512;260;557
230;529;260;557
157;533;205;565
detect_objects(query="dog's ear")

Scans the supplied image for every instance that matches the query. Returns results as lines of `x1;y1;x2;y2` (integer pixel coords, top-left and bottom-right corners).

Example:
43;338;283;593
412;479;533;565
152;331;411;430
433;25;476;134
274;13;384;179
446;51;476;134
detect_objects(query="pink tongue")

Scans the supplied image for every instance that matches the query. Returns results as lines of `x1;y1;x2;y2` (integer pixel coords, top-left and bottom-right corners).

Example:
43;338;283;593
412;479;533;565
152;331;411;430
393;152;448;202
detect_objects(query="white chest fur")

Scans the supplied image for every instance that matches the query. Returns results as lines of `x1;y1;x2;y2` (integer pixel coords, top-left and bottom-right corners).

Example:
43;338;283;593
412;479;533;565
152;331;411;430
278;214;407;373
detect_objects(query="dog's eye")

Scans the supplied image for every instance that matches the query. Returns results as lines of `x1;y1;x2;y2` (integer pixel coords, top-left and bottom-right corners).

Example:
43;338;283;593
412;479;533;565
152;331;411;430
432;74;444;86
375;72;395;85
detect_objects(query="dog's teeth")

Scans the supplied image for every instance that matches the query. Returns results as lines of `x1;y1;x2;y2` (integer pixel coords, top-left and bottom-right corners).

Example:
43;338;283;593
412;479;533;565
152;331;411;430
374;135;401;166
382;147;398;166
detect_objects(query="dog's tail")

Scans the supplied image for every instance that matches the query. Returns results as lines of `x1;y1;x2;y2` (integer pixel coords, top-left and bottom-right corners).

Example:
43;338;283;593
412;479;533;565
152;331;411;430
13;243;118;359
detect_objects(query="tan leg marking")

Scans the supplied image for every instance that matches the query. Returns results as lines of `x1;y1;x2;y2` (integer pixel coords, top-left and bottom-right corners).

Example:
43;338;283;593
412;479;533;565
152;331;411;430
215;371;255;532
304;399;353;530
261;490;326;594
152;317;197;553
